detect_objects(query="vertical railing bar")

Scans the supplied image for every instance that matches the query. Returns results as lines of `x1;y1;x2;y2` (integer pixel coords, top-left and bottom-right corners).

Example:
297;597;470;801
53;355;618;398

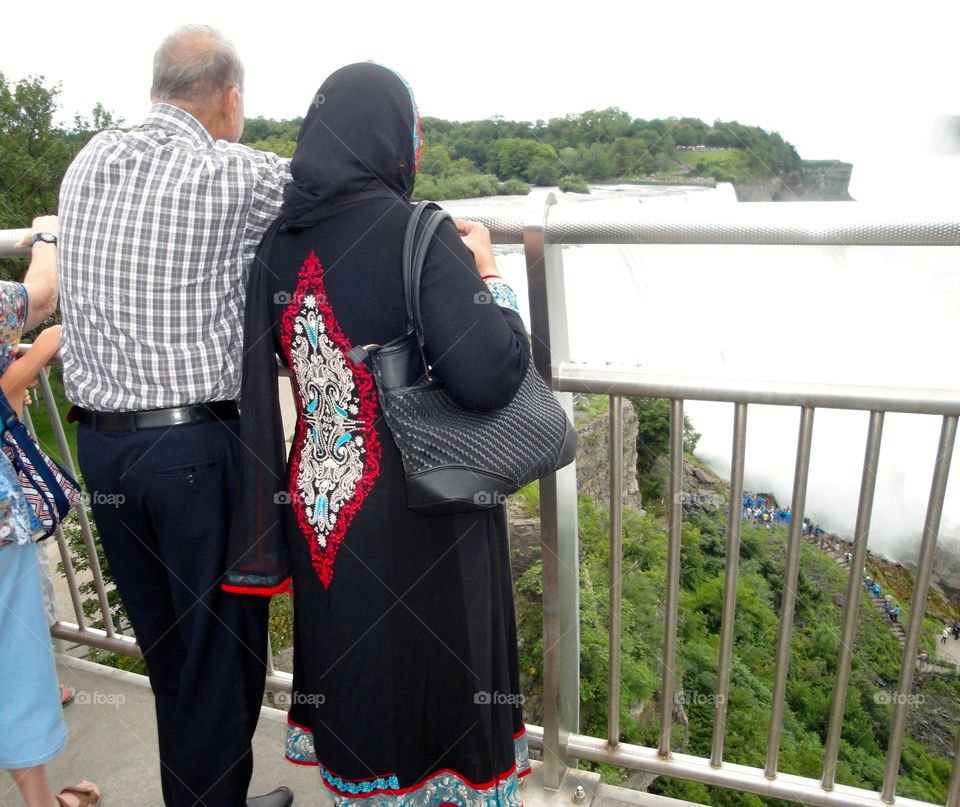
52;524;86;628
21;400;85;627
765;406;815;779
881;415;957;803
265;629;276;676
659;398;684;757
711;401;748;766
607;395;624;747
822;411;884;790
946;727;960;807
35;368;118;638
524;193;580;790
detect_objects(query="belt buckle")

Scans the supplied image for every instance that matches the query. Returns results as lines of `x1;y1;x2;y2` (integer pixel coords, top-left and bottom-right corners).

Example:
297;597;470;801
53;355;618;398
167;407;195;427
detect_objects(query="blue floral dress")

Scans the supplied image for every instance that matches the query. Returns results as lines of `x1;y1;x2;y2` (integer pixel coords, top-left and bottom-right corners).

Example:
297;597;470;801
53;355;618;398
0;280;68;768
0;282;43;545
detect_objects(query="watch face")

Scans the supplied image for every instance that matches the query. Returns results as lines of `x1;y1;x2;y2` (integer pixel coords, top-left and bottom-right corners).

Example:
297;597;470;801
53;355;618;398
33;232;57;244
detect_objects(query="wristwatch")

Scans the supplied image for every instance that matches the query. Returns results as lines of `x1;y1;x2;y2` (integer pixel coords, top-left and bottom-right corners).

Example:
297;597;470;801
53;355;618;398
31;232;57;246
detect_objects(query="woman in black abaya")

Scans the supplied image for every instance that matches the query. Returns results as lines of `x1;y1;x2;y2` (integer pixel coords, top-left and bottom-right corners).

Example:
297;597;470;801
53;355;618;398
227;62;532;805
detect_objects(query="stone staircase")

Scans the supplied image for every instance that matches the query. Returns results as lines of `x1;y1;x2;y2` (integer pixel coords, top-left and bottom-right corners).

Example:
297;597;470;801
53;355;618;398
828;552;957;675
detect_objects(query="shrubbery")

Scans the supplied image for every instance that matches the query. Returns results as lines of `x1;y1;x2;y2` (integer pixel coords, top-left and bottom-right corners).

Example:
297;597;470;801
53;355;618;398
558;174;590;194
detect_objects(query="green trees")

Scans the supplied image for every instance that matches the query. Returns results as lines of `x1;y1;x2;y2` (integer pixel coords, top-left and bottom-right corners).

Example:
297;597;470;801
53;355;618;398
412;142;501;201
486;137;561;185
0;73;120;281
240;116;300;155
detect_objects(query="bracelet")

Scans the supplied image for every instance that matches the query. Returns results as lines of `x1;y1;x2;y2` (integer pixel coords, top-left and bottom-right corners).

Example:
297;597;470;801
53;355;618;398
481;274;501;281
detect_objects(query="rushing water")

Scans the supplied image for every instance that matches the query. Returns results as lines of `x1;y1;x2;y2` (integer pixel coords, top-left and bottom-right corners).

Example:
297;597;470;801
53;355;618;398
475;184;960;557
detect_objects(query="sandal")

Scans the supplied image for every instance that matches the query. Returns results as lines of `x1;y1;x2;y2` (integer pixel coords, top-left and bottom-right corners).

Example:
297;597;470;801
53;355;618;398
55;781;100;806
60;683;76;708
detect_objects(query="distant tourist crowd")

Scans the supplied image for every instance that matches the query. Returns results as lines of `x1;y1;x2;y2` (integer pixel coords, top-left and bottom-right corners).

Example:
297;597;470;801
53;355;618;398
742;493;792;528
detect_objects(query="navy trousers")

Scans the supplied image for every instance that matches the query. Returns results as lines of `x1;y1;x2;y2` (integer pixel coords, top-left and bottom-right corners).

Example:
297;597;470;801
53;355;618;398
78;418;269;807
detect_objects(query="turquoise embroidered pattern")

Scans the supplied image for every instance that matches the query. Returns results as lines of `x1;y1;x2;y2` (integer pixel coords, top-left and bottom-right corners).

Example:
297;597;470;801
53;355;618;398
320;768;401;796
284;720;530;805
514;730;532;776
484;279;520;315
285;721;315;765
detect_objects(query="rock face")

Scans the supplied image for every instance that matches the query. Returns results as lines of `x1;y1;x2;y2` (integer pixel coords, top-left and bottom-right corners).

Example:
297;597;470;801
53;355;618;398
506;396;642;578
733;160;854;202
573;399;643;514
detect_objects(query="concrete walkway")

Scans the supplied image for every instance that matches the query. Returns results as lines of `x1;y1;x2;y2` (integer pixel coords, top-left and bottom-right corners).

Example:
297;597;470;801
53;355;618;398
35;655;661;807
42;655;327;807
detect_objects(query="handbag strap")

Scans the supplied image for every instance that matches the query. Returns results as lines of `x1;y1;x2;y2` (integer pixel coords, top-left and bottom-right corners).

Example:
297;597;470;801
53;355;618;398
0;392;75;519
402;201;454;352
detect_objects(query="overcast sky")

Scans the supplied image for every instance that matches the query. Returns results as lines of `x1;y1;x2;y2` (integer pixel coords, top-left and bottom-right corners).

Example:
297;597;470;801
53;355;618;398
6;0;960;201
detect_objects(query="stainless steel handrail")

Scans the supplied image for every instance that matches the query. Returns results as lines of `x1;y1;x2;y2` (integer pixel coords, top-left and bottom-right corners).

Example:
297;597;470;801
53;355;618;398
3;194;957;807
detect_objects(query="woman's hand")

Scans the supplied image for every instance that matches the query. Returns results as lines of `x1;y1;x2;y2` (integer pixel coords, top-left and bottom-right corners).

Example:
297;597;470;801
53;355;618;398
454;218;500;278
14;214;59;248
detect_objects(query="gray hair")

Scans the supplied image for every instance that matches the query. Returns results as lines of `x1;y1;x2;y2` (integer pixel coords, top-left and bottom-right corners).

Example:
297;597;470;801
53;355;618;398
151;25;244;103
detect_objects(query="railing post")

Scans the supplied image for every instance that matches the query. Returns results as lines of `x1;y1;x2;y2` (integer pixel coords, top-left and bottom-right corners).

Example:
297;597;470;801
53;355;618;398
881;415;957;802
659;399;685;757
822;410;884;790
524;192;580;790
608;395;624;748
711;401;748;766
765;406;815;778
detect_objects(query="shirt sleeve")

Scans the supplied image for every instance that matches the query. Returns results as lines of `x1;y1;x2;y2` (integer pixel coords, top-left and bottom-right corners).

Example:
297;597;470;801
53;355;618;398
0;281;28;371
418;218;530;411
241;152;292;274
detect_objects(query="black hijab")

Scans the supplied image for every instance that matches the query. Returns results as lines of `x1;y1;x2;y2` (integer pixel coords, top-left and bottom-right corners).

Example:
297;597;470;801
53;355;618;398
224;62;421;595
282;61;421;227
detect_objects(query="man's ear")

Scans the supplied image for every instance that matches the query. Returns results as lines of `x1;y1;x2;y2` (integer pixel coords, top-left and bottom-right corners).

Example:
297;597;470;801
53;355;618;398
222;86;244;142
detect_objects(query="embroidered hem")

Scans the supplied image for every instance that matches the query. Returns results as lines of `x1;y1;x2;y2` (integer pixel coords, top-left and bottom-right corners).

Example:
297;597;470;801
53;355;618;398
222;574;292;596
285;717;531;805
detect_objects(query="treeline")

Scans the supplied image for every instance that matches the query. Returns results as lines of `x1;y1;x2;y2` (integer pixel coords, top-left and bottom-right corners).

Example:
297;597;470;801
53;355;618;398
239;108;802;200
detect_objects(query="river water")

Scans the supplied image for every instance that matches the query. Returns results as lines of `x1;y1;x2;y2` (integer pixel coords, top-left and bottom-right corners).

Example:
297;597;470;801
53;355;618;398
472;184;960;558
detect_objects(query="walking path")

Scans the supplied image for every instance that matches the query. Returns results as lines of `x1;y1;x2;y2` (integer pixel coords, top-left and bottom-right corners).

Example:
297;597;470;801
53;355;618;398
825;550;959;675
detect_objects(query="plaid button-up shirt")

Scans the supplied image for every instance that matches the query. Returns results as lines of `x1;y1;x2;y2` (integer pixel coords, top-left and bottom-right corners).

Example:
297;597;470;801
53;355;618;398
58;103;291;411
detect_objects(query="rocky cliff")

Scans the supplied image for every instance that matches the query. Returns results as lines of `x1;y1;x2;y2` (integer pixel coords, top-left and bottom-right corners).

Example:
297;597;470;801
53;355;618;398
734;159;854;202
506;396;641;577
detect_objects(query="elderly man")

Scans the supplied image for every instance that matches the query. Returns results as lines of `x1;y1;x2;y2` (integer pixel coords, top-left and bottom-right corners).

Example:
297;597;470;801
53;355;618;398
58;26;293;807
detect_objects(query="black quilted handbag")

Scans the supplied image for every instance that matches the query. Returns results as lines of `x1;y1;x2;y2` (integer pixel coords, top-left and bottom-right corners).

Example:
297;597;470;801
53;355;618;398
347;201;577;514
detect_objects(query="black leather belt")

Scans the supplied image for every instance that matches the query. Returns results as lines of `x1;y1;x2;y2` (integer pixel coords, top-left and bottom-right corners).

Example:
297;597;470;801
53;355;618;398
68;401;239;433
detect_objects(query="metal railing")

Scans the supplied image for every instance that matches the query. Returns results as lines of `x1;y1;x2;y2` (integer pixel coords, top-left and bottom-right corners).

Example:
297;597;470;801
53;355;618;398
450;195;960;807
4;196;960;807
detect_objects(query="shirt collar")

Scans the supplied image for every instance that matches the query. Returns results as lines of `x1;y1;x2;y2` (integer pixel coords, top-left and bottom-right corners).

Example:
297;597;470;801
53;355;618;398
142;102;216;146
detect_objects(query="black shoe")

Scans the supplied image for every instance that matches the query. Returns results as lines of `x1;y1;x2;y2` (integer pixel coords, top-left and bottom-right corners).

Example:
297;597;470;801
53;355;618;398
246;787;294;807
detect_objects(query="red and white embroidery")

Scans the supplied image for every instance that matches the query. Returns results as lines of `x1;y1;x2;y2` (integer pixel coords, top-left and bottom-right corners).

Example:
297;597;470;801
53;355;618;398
281;252;381;588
